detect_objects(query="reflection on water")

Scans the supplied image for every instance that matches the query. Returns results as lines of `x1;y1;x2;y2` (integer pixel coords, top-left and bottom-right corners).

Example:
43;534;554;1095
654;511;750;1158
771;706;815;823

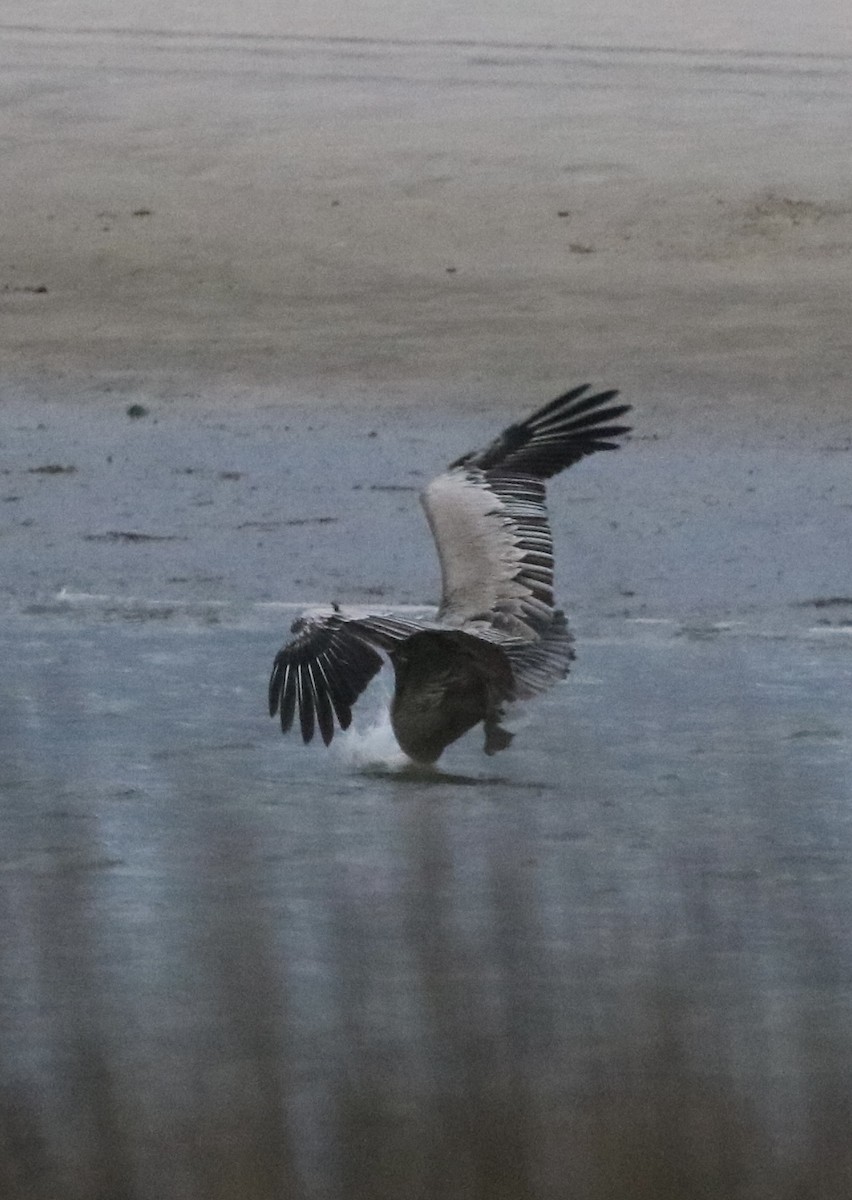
1;613;851;1198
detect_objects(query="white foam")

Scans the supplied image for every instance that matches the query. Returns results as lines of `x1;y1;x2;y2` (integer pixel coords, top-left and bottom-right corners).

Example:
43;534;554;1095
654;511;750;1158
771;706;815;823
501;704;534;735
333;687;410;770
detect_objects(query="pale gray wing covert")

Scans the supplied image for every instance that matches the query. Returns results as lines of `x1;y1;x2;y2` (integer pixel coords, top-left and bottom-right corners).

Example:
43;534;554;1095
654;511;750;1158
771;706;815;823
421;384;631;633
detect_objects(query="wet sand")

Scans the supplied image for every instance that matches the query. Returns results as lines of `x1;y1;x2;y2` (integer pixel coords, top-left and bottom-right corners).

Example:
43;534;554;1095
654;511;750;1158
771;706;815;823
2;22;851;409
3;20;851;624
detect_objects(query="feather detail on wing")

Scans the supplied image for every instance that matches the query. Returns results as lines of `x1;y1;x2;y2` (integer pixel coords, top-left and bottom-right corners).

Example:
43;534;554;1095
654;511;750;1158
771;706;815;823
422;469;557;635
450;382;631;478
422;383;631;632
503;610;576;699
268;610;426;746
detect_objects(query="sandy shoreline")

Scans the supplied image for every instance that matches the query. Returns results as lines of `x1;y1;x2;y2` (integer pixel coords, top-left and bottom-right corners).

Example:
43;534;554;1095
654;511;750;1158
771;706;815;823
5;0;852;54
3;27;850;410
2;21;850;619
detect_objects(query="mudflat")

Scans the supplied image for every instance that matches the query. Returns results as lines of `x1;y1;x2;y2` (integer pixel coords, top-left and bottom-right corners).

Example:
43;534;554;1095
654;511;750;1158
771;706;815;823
1;21;849;408
2;20;850;619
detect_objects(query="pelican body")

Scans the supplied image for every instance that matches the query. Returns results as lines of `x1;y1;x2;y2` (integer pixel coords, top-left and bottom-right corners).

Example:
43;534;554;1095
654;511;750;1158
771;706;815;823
269;384;631;763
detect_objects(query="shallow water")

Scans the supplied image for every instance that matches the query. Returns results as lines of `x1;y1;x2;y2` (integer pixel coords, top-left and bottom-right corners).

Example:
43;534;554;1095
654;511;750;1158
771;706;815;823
1;607;851;1195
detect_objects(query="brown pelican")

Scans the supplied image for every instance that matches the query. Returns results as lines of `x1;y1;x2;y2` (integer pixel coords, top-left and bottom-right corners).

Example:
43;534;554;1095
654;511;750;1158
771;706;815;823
269;384;630;763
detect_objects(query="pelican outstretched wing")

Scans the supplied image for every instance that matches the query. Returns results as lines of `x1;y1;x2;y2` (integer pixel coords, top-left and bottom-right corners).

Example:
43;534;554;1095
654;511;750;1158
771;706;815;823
268;610;425;746
421;384;631;633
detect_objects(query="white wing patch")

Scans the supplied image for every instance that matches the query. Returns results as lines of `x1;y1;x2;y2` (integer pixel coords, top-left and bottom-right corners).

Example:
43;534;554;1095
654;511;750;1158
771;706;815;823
421;468;556;637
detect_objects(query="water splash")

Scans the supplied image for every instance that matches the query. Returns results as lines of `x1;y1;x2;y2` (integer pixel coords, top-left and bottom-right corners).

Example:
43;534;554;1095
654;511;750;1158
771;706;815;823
501;703;534;735
334;706;411;771
334;713;516;786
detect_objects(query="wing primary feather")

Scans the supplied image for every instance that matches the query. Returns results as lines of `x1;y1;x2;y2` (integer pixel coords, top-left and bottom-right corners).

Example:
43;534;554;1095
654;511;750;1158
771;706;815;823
270;614;392;746
449;385;631;477
524;382;592;421
278;663;297;734
583;438;628;452
268;654;285;717
315;653;354;730
530;389;622;428
308;661;335;746
297;664;315;743
532;404;631;435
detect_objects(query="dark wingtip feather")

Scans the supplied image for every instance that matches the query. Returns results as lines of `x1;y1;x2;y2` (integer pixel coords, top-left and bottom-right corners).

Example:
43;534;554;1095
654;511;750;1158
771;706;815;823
278;665;297;734
298;667;315;743
586;438;629;453
312;667;336;746
316;658;354;731
268;654;284;717
528;382;593;422
270;615;391;748
452;383;631;479
536;402;631;436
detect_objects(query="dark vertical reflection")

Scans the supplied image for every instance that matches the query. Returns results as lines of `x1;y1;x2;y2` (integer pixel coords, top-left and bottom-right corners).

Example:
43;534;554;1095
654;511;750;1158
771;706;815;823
1;620;851;1198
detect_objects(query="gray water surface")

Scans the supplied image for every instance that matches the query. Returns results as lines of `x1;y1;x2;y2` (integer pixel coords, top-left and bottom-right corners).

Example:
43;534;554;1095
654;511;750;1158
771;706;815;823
1;607;851;1196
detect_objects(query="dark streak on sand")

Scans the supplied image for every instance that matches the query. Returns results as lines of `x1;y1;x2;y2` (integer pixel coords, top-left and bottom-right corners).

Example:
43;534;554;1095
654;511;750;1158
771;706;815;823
84;531;186;542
